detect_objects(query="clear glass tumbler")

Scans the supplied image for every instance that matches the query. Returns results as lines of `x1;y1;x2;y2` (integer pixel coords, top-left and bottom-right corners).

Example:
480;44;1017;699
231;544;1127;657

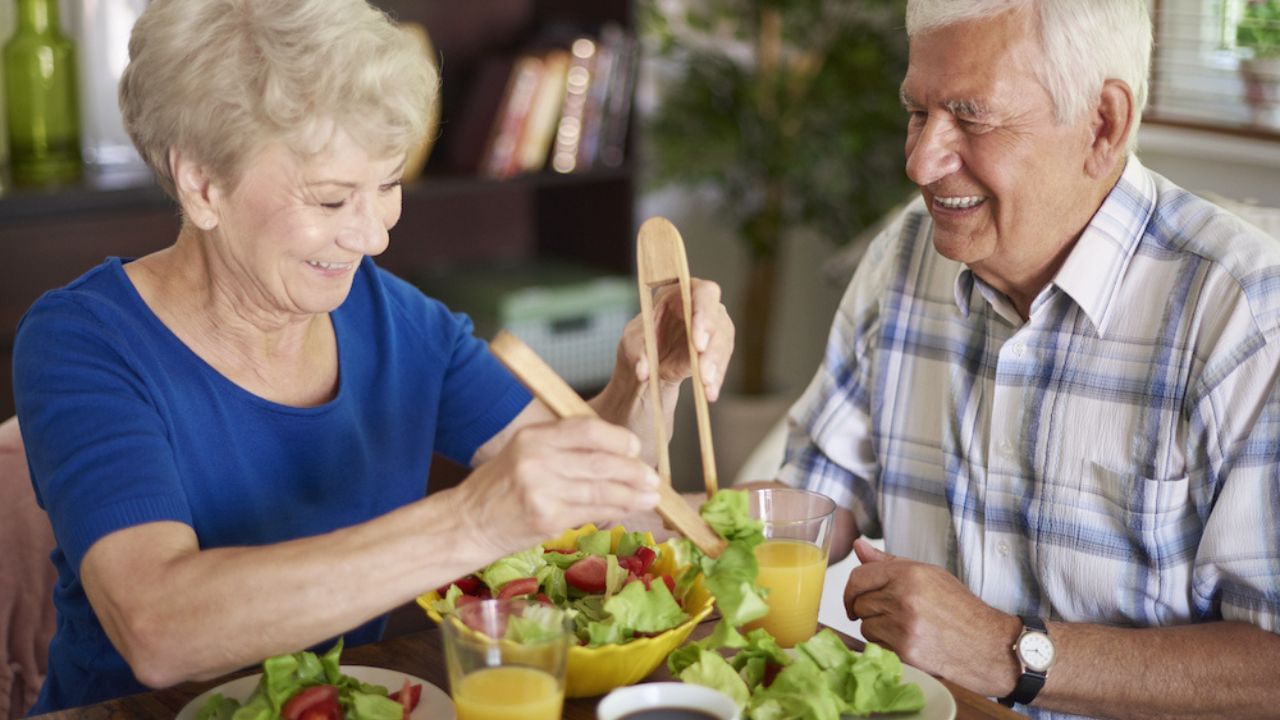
743;486;837;647
442;598;572;720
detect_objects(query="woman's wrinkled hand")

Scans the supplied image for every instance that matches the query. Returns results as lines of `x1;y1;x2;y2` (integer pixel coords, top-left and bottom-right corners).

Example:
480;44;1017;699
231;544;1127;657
458;416;661;556
618;278;734;402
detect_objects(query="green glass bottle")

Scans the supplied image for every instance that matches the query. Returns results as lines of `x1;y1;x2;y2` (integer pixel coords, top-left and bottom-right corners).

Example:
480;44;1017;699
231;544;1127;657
4;0;82;186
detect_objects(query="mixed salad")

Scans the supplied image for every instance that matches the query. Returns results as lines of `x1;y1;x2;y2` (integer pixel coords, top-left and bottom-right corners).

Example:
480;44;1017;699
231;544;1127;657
195;640;420;720
430;521;698;646
436;488;927;718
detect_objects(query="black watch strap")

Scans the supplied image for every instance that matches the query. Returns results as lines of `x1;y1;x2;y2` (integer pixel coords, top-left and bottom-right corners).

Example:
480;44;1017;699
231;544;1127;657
999;615;1049;708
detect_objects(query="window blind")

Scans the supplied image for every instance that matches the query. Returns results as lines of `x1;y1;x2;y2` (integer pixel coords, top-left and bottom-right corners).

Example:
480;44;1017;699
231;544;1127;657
1148;0;1280;136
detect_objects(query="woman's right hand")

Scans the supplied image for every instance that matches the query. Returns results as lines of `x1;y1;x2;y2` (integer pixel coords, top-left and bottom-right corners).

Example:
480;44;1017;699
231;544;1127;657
456;416;661;558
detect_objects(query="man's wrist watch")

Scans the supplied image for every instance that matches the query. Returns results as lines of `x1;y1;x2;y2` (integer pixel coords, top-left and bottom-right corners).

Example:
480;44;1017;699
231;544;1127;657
999;615;1055;707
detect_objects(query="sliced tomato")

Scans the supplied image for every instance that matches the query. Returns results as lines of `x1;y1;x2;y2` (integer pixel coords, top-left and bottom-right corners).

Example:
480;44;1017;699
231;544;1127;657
282;685;339;720
536;592;552;605
497;577;539;599
435;575;484;597
660;574;676;593
762;661;783;688
455;594;483;608
565;555;608;593
298;702;341;720
632;546;657;573
389;678;422;718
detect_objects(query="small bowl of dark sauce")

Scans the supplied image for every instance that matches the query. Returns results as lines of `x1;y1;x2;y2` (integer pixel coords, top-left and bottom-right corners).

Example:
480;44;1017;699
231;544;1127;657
597;682;740;720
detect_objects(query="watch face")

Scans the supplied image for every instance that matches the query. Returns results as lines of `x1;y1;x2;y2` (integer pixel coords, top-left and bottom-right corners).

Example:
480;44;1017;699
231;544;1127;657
1019;631;1055;672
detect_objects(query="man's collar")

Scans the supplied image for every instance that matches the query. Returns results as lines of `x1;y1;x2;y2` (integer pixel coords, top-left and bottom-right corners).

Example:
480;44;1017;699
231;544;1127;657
1051;156;1155;337
950;156;1156;335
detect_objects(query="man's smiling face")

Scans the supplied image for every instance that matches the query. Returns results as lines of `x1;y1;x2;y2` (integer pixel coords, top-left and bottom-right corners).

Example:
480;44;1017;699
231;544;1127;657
900;6;1099;295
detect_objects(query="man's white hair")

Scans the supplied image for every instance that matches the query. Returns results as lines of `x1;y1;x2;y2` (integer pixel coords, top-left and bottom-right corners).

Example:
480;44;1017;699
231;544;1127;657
906;0;1150;151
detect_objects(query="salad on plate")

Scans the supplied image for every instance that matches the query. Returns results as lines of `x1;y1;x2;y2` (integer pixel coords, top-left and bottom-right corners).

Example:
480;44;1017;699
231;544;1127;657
194;640;420;720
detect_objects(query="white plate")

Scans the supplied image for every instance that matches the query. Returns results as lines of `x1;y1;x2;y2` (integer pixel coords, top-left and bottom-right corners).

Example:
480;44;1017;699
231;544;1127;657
175;665;455;720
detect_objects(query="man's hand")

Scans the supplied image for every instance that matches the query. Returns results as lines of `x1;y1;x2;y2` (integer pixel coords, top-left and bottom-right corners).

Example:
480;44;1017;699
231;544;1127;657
843;538;1021;697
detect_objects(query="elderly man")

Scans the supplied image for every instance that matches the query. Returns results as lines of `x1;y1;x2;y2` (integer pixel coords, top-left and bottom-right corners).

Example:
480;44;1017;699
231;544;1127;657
778;0;1280;718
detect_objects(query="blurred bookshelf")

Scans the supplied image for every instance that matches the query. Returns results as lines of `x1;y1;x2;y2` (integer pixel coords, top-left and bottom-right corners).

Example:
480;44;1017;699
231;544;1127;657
0;0;638;419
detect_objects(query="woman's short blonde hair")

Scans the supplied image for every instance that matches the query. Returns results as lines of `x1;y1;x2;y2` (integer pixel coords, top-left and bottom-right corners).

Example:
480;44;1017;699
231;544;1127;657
120;0;437;199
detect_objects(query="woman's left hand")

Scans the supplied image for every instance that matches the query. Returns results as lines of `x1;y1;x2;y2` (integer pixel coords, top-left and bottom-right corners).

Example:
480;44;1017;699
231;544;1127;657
618;278;734;401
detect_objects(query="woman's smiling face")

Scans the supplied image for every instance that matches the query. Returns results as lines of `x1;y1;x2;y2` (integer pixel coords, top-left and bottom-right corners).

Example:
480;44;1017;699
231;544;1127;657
900;6;1098;293
208;126;405;319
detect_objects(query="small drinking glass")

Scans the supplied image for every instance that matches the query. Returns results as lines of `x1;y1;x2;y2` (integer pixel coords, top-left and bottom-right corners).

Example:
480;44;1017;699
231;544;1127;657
743;486;837;647
441;598;573;720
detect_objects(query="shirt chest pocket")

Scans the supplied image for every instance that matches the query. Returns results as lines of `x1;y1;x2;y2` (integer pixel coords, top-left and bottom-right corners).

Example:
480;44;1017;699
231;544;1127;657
1035;460;1199;625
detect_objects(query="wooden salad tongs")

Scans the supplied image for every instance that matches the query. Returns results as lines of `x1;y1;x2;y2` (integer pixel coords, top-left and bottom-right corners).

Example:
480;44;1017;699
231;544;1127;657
489;330;727;558
636;216;719;501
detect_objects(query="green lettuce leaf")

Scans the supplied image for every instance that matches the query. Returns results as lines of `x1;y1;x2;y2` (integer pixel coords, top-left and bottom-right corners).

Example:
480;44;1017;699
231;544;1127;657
480;547;546;592
694;493;769;627
193;693;239;720
603;579;687;634
616;531;650;558
677;648;751;708
504;603;570;645
748;656;846;720
430;583;464;615
229;698;273;720
666;643;704;676
699;489;764;548
604;554;630;596
347;691;406;720
586;618;631;646
576;530;613;556
844;642;925;716
543;550;584;569
536;564;569;605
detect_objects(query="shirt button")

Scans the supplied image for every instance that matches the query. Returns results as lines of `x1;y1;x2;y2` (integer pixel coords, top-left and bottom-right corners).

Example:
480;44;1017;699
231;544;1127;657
1011;342;1027;358
997;540;1010;556
999;439;1015;455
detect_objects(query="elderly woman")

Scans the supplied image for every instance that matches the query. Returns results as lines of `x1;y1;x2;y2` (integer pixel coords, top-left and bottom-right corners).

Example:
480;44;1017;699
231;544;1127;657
13;0;733;713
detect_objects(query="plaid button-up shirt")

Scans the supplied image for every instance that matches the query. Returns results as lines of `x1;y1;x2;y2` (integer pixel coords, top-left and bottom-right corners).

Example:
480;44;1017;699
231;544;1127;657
780;157;1280;717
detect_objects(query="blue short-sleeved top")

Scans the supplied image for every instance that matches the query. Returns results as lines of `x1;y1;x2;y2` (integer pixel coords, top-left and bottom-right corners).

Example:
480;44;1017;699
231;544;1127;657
14;257;531;713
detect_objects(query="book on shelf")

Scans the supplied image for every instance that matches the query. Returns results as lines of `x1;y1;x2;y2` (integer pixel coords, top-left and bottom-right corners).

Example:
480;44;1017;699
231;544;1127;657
575;34;615;171
516;49;570;174
551;36;597;175
598;25;637;169
446;55;515;174
480;54;544;179
448;27;635;179
552;26;637;174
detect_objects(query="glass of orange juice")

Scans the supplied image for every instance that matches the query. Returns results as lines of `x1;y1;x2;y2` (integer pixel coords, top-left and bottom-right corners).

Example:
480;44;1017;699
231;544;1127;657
442;597;572;720
743;487;837;647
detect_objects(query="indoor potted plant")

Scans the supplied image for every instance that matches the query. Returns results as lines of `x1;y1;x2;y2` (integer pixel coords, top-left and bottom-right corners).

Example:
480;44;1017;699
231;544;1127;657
640;0;912;472
1238;0;1280;127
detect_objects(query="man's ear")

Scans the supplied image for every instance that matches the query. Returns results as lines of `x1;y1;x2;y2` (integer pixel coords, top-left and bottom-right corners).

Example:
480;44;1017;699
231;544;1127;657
169;148;221;231
1085;79;1134;179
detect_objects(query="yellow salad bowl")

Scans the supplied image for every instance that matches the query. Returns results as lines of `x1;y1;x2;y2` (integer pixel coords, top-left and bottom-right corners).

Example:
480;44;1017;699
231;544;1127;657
417;524;714;698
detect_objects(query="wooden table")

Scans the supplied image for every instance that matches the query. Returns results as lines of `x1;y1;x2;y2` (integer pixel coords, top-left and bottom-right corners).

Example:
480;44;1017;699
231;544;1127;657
30;622;1020;719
